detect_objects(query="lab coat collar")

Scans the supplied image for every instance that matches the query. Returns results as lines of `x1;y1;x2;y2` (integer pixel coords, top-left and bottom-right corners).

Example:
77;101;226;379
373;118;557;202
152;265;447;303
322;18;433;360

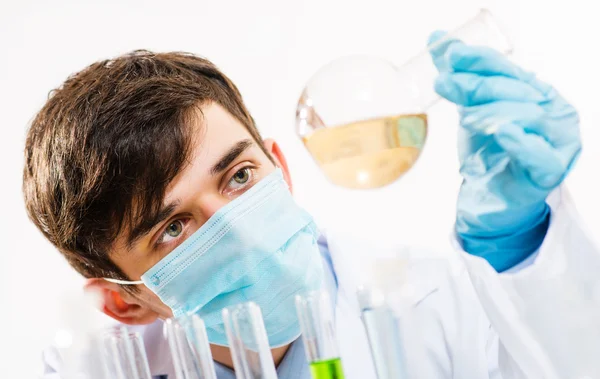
323;229;445;313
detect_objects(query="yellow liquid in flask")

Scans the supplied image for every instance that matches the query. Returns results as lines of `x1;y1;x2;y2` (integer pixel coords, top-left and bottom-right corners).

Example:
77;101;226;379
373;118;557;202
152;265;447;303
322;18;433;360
303;114;427;189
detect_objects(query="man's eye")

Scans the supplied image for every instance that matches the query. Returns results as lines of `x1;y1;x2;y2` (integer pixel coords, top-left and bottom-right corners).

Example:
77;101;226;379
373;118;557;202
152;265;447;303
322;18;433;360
159;220;185;244
233;168;250;184
227;168;253;191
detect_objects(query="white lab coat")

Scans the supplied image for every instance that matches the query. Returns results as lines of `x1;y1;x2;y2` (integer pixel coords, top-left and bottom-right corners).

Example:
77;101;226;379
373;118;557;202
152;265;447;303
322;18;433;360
42;186;600;378
459;187;600;379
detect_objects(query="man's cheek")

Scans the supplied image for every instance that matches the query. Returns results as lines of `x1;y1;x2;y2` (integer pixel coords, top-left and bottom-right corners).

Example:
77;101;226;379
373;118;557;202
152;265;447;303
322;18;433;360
144;290;174;318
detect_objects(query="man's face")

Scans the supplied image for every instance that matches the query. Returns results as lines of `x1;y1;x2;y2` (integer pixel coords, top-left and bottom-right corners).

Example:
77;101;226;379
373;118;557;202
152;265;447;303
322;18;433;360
105;103;287;320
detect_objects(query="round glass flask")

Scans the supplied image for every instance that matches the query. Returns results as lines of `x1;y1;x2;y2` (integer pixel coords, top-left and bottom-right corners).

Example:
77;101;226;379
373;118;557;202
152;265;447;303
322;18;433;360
296;9;513;189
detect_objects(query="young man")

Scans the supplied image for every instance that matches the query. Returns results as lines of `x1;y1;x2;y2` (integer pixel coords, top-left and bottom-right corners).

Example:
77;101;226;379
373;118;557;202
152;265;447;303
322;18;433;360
25;37;595;378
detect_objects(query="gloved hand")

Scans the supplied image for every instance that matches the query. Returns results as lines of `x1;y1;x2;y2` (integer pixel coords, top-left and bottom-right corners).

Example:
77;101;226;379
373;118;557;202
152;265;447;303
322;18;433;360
428;31;582;271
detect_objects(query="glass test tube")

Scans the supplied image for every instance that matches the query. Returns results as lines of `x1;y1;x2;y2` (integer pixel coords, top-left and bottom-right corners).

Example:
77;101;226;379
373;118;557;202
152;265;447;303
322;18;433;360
357;287;406;379
295;290;345;379
165;314;218;379
55;289;112;379
59;331;111;379
102;326;152;379
222;302;278;379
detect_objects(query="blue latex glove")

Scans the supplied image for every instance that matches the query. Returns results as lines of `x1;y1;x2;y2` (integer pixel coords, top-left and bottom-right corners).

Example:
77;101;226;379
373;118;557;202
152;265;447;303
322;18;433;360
429;31;582;271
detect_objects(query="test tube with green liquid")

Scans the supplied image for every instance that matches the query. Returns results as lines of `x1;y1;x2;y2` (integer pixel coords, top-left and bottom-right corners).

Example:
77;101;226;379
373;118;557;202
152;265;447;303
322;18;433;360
295;290;345;379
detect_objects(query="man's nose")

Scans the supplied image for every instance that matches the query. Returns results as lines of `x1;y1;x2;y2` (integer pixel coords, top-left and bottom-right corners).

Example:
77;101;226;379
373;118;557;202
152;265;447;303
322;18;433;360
197;193;230;221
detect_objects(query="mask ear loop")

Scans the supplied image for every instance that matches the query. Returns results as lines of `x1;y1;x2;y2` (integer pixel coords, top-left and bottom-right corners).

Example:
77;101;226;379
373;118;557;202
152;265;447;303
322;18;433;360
104;278;144;285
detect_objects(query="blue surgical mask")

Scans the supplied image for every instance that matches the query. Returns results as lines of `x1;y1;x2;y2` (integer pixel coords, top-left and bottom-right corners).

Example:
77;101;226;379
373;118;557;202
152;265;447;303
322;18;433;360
126;169;323;347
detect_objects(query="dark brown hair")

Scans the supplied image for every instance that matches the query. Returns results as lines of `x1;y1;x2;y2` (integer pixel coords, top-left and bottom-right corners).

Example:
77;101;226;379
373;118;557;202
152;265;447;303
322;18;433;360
23;50;265;282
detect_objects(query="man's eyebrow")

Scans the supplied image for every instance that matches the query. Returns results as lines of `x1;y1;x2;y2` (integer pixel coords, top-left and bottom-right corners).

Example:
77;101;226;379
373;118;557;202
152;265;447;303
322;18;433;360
210;139;254;175
126;200;180;249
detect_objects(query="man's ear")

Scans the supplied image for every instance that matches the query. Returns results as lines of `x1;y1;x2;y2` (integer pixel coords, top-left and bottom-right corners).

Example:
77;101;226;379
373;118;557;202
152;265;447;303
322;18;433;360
84;278;159;325
263;138;293;192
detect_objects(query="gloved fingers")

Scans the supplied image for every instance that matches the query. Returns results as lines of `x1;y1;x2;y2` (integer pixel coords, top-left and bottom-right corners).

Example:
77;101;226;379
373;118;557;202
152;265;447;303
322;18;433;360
457;127;492;161
435;37;555;97
428;30;464;72
460;101;545;135
542;97;581;126
447;44;527;77
435;72;547;106
427;30;448;47
460;101;581;149
494;123;567;188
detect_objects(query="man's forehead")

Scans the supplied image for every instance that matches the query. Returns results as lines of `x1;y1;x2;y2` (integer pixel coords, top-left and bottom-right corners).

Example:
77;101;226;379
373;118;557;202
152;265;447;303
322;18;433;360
193;103;253;136
185;103;258;169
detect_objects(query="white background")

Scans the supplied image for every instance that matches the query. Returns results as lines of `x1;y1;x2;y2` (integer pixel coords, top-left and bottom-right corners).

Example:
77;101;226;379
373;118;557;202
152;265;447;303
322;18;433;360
0;0;598;377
